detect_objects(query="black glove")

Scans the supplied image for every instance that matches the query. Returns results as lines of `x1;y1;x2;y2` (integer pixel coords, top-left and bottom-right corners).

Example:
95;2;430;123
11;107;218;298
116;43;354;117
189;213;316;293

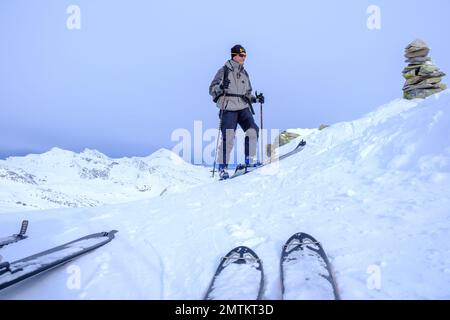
255;91;265;104
220;78;230;90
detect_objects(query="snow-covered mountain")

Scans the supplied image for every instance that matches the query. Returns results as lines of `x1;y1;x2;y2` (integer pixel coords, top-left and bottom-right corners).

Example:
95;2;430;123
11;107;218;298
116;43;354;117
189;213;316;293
0;148;210;213
0;90;449;299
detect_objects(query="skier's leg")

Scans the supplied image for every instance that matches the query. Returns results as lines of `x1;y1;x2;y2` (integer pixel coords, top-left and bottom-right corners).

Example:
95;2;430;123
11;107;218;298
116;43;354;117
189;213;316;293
238;108;259;163
218;110;239;167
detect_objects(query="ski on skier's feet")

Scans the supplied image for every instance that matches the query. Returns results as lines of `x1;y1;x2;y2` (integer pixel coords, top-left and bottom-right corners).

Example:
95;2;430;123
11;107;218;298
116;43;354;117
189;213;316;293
228;139;307;180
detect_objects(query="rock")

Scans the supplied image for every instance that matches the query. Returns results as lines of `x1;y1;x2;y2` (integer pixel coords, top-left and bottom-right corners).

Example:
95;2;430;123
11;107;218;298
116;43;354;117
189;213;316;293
405;48;430;58
404;76;429;86
427;71;445;78
421;77;443;85
417;65;445;78
403;82;440;91
405;39;428;50
277;131;300;147
418;64;438;73
267;130;301;158
404;76;442;86
403;69;417;79
404;86;446;99
406;61;427;66
405;56;431;64
402;65;422;73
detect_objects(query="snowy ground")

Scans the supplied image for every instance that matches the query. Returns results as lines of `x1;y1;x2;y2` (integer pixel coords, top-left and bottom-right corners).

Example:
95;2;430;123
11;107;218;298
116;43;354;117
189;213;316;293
0;91;450;299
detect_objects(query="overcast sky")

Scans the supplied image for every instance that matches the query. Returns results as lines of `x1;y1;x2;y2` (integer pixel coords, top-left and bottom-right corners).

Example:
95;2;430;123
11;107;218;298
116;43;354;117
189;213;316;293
1;0;449;160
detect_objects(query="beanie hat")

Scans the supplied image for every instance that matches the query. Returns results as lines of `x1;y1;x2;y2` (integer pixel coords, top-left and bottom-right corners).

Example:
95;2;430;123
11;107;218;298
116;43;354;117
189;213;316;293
231;44;246;57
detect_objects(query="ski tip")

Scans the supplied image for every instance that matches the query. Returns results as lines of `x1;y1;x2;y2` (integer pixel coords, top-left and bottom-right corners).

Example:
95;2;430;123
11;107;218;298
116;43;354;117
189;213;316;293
223;246;261;262
19;220;29;236
282;232;321;250
101;230;118;238
233;246;253;253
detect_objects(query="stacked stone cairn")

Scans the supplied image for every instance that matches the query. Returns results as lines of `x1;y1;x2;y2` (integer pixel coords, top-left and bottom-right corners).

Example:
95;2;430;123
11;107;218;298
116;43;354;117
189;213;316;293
403;39;446;99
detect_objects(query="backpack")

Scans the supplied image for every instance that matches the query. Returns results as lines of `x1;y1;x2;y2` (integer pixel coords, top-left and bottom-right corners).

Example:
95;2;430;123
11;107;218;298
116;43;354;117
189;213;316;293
213;66;229;103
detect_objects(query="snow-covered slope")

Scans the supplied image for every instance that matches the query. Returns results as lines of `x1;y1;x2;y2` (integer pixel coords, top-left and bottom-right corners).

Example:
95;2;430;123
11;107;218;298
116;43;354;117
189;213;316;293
0;148;210;213
0;91;449;299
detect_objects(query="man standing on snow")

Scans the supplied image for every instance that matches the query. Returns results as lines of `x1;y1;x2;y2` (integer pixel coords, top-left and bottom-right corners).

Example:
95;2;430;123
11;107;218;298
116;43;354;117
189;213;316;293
209;44;265;180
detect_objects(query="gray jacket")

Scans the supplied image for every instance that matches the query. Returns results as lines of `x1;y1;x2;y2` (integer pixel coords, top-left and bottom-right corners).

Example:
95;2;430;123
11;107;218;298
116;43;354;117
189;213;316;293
209;59;255;111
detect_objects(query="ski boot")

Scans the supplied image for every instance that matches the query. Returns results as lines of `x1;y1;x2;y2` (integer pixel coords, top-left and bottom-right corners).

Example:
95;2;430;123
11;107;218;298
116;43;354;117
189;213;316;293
245;157;262;169
218;164;229;180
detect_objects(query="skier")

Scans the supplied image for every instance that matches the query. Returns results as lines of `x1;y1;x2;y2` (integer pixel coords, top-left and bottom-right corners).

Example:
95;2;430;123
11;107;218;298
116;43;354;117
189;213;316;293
209;44;265;180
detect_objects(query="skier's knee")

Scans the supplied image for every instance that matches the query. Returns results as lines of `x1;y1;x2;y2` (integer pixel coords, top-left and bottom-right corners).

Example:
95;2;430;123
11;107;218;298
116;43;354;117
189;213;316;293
246;127;259;139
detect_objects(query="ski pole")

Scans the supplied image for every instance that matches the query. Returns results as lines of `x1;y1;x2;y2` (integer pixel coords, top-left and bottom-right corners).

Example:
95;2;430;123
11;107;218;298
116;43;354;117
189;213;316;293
257;92;264;164
212;91;227;178
212;109;224;178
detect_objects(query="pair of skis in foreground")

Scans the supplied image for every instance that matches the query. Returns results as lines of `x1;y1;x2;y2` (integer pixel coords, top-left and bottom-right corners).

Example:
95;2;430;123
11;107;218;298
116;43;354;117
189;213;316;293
0;223;117;292
204;232;340;300
2;224;338;299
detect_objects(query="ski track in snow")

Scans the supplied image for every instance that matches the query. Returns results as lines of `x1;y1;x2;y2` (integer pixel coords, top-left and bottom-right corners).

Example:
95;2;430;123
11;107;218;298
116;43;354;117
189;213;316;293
1;91;450;299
